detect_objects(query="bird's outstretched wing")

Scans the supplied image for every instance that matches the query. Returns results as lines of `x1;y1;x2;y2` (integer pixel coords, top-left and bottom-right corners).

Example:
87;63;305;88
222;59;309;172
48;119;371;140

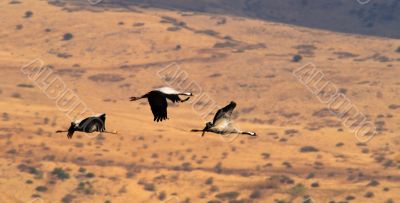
79;115;105;133
148;92;168;122
212;101;237;124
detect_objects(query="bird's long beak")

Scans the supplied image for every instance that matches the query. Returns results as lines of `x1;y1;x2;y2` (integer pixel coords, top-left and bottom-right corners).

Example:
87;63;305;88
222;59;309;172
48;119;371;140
55;130;68;133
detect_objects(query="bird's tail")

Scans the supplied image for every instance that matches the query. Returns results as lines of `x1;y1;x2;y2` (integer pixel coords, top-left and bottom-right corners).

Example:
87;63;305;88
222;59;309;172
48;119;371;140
241;131;257;136
67;131;75;139
129;96;142;101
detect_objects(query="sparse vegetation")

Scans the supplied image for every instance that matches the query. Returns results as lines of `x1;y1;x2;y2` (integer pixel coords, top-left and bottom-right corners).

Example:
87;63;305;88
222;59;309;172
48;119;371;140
205;177;214;185
77;181;94;195
210;185;219;193
306;172;314;179
385;199;394;203
388;104;400;110
35;186;48;192
215;191;240;200
213;162;223;173
288;183;306;197
311;182;319;188
24;10;33;18
336;142;344;147
15;24;23;30
143;183;155;191
57;52;72;58
300;146;319;153
63;33;74;41
195;29;219;36
11;92;21;98
17;164;43;179
158;191;166;201
213;41;238;48
86;172;95;178
51;167;70;180
209;73;222;78
364;191;374;198
88;74;125;82
62;194;76;203
367;179;380;187
167;27;181;31
263;175;295;189
79;167;86;173
133;22;144;27
292;54;302;62
249;190;261;199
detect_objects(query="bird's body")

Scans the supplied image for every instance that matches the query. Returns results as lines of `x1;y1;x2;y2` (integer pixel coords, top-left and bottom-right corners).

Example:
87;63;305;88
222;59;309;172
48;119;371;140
191;101;256;137
129;87;192;122
56;113;117;139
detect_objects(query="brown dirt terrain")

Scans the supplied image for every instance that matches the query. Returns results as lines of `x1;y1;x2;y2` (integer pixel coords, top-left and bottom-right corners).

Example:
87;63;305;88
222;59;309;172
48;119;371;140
0;1;399;203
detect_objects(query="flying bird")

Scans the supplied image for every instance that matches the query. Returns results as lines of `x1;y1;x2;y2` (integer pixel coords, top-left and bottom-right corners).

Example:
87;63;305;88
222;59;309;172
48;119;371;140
191;101;256;137
129;87;193;122
56;113;117;139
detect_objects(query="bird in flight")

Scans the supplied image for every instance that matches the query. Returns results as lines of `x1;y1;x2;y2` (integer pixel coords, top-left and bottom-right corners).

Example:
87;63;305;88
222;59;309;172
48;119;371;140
56;113;117;139
191;101;256;137
129;87;193;122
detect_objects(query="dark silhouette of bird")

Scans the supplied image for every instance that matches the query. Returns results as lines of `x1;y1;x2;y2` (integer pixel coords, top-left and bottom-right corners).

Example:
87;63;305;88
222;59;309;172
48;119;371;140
129;87;193;122
191;101;256;137
56;113;117;139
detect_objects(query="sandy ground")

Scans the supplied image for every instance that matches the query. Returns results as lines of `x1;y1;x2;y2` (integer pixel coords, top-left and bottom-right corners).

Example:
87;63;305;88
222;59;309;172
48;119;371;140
0;1;399;203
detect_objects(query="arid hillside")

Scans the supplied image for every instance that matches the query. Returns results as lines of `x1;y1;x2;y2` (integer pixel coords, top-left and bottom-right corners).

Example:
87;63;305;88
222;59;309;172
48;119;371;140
0;1;399;203
64;0;400;38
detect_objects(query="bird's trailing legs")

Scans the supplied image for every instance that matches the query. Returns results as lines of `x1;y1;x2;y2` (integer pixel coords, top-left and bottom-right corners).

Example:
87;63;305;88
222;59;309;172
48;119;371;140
191;129;206;137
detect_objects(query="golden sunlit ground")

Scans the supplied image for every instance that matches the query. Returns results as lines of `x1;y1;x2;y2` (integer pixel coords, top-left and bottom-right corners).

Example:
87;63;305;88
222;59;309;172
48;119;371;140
0;1;399;203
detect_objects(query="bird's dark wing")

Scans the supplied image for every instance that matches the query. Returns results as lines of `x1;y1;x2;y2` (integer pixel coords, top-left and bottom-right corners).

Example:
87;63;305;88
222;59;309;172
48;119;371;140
165;94;181;103
148;92;168;122
212;101;237;124
79;116;104;133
